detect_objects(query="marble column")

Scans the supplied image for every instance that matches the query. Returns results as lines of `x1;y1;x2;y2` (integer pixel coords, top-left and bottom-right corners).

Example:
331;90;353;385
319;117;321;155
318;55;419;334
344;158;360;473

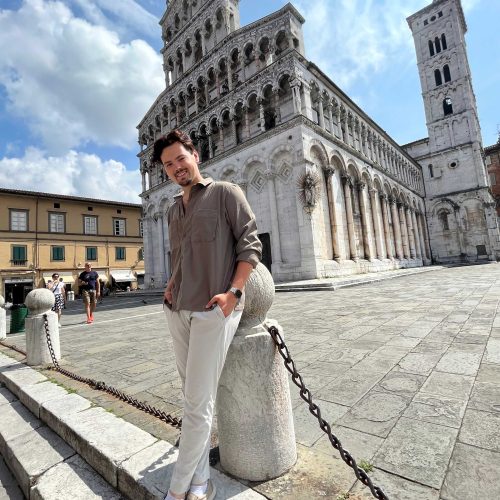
411;209;423;260
218;121;225;154
227;61;233;91
406;207;417;259
380;195;393;259
357;182;373;260
343;176;358;261
370;189;385;259
324;167;341;261
390;198;404;260
265;170;282;264
244;105;251;140
259;99;265;131
208;134;214;159
398;203;410;259
273;88;281;124
318;97;325;129
417;212;430;261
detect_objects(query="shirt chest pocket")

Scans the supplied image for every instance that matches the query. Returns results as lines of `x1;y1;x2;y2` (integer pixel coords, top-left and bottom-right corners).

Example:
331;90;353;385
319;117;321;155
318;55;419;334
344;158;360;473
191;209;218;242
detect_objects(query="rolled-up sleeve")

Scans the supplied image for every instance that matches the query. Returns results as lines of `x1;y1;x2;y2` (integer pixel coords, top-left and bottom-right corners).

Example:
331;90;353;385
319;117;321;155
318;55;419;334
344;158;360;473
224;184;262;268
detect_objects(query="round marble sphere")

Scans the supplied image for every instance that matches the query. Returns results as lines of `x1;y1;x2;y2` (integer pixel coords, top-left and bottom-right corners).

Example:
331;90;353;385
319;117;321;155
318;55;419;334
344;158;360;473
239;262;275;329
25;289;55;316
0;295;4;308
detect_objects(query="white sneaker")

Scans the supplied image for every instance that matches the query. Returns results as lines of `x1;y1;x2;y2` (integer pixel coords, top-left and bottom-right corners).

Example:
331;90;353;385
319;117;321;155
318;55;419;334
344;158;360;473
187;480;216;500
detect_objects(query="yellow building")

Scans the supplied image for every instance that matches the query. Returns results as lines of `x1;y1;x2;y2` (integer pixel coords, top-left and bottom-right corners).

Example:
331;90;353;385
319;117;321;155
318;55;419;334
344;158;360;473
0;188;145;303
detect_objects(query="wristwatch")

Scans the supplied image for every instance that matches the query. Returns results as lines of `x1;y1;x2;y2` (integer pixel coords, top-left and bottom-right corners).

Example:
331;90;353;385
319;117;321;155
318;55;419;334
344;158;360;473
228;286;242;299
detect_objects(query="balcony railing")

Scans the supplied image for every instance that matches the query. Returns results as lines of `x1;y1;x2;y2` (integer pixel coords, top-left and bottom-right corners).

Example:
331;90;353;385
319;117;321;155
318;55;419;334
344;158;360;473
11;260;28;266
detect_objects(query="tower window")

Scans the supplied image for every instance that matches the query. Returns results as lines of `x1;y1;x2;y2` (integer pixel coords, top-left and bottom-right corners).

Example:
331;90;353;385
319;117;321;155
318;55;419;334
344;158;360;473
438;210;450;231
441;33;447;50
435;36;441;53
443;97;453;116
428;164;434;178
438;11;443;17
434;69;442;86
443;64;451;82
424;20;428;26
428;40;435;57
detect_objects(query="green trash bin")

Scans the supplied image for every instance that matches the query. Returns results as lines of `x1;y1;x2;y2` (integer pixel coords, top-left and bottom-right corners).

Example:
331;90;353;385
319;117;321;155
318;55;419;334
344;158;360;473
10;304;29;334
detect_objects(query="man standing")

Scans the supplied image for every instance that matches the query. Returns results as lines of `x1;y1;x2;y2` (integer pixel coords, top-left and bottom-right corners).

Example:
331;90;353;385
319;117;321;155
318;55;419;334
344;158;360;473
152;129;262;500
78;263;100;324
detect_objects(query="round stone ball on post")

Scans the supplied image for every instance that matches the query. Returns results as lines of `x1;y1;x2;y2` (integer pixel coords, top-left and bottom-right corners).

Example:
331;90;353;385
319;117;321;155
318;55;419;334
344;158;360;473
216;263;297;481
25;289;61;366
0;295;6;340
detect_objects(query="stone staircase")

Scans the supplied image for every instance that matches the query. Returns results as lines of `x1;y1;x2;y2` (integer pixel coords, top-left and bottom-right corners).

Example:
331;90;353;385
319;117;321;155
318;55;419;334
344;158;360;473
0;353;265;499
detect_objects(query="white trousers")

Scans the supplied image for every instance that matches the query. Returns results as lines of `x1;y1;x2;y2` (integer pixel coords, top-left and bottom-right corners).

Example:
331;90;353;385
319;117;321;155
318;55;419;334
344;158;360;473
165;305;242;494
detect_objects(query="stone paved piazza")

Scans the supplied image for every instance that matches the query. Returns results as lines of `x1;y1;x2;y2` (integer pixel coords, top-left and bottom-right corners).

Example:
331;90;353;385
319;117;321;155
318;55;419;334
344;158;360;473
3;263;500;499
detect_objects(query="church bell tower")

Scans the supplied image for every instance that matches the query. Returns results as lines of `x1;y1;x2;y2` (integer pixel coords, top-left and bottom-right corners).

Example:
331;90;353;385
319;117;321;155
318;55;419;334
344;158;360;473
406;0;499;262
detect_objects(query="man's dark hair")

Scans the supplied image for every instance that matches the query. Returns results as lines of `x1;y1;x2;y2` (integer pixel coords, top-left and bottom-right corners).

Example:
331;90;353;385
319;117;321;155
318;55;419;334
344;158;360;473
152;129;195;164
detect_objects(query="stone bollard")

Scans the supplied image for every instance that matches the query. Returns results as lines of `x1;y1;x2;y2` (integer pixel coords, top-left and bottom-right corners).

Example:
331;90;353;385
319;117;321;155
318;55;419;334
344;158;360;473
25;289;61;366
0;295;6;340
216;263;297;481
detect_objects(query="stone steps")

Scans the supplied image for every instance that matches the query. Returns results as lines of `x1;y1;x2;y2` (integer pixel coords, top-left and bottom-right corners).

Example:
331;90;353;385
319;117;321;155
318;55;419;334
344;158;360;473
0;353;265;500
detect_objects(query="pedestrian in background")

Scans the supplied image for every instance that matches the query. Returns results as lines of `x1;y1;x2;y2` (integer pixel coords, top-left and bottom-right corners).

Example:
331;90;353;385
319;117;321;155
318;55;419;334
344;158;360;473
153;129;262;500
48;273;66;327
78;263;100;324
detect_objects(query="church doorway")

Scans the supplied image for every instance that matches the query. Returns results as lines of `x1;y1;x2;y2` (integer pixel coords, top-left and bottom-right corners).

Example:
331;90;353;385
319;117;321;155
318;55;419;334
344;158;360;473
258;233;272;272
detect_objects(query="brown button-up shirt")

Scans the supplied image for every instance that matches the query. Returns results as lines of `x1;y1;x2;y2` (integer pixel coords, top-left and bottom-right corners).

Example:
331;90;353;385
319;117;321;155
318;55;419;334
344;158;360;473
167;177;262;312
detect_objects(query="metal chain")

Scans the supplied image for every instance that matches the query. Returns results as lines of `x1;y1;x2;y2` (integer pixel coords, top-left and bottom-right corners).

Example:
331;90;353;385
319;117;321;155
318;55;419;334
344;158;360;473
40;314;182;429
0;340;28;356
265;324;389;500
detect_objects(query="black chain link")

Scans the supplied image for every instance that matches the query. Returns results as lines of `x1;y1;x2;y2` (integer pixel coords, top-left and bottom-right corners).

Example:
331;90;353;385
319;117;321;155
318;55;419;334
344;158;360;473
40;314;182;429
265;324;389;500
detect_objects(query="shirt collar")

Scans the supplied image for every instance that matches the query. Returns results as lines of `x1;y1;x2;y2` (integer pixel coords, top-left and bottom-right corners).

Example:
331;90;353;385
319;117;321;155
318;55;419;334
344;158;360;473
173;177;214;199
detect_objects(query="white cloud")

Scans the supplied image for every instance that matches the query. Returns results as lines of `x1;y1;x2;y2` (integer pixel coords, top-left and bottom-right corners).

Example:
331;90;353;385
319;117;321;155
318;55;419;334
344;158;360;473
0;0;164;154
293;0;480;90
67;0;160;41
0;148;141;203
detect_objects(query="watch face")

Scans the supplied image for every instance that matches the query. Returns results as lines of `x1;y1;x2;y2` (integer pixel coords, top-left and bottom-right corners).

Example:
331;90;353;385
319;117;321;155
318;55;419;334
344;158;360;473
231;287;242;298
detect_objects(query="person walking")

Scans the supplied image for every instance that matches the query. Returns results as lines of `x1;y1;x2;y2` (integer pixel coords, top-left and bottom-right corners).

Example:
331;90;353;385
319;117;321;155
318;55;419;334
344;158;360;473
48;273;66;327
152;129;262;500
78;263;100;324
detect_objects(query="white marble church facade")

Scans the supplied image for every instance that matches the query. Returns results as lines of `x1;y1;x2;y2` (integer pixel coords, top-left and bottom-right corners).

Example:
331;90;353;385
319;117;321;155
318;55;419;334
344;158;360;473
137;0;496;286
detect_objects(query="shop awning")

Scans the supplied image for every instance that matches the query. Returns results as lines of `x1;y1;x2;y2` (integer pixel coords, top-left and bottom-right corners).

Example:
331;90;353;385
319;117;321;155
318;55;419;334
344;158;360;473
110;269;137;282
42;272;75;284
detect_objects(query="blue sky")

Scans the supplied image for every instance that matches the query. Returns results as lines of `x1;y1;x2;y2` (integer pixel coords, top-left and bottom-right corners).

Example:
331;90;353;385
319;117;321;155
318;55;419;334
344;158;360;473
0;0;498;203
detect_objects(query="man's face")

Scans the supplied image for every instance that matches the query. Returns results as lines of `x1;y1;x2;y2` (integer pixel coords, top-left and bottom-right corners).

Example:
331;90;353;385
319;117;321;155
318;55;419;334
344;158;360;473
160;142;202;188
85;264;91;271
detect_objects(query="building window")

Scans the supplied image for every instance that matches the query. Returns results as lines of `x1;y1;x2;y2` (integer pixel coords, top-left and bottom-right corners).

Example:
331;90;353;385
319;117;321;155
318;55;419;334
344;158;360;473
443;64;451;82
11;245;27;265
49;212;65;233
113;218;126;236
438;210;450;231
434;69;442;86
115;247;126;260
51;246;65;261
86;247;97;261
138;247;144;261
443;97;453;116
490;173;496;186
139;220;144;237
428;40;434;57
441;33;447;50
434;36;441;53
10;209;28;231
84;216;97;235
428;164;434;178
